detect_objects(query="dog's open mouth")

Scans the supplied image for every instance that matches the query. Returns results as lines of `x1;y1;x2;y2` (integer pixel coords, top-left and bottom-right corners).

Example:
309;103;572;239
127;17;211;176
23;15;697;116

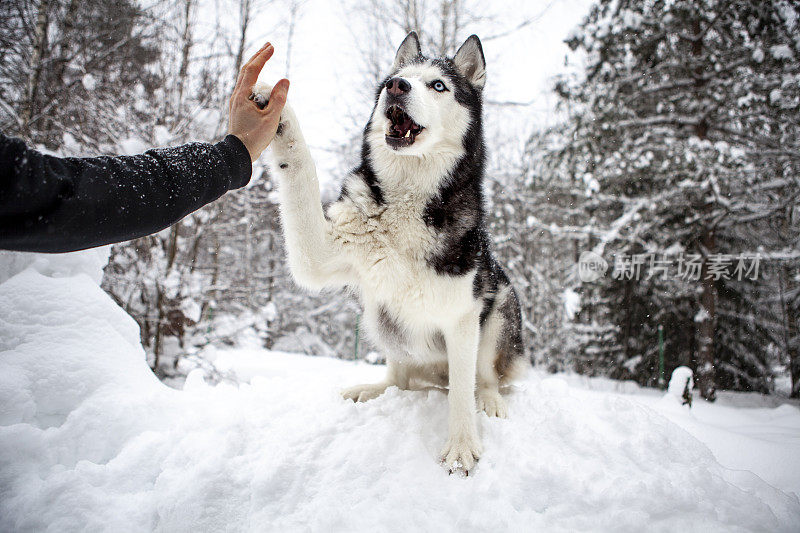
385;105;423;148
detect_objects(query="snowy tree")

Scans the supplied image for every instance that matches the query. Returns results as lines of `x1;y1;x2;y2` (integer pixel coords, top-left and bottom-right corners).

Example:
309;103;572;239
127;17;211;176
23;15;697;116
0;0;162;150
783;256;800;397
101;0;237;374
97;0;363;374
538;0;800;397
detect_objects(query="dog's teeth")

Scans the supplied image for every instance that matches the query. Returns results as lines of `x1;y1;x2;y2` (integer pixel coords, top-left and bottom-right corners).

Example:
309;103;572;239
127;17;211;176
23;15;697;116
404;130;411;138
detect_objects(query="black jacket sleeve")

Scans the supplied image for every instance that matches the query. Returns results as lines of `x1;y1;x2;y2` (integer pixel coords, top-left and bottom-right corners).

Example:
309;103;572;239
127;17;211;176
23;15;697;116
0;132;252;253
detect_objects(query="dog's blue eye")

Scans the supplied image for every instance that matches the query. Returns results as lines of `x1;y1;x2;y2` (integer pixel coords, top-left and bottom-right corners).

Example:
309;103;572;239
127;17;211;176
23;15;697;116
431;80;447;92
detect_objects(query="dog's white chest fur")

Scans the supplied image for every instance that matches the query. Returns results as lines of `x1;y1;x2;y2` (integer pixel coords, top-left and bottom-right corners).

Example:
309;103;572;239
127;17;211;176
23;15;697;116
325;178;476;357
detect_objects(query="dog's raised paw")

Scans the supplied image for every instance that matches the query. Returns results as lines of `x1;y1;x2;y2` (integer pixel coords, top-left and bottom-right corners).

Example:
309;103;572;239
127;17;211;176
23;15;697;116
440;434;482;475
250;82;296;141
477;388;508;418
249;82;272;109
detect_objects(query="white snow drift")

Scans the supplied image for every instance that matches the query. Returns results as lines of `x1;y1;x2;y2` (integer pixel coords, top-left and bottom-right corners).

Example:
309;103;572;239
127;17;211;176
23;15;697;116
1;250;799;532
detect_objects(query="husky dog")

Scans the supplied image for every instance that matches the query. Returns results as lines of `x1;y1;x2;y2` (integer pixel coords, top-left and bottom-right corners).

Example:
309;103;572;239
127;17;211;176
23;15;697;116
252;32;525;473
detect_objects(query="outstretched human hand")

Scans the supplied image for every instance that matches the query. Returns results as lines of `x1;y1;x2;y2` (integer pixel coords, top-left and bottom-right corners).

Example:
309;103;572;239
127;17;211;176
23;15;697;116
228;42;290;162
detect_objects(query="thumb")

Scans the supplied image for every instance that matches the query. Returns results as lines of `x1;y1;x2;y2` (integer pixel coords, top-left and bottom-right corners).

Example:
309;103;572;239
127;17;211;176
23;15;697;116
265;79;290;117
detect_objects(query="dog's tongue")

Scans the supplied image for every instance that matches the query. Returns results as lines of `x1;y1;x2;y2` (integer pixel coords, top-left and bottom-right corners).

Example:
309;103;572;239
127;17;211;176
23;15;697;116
392;116;413;135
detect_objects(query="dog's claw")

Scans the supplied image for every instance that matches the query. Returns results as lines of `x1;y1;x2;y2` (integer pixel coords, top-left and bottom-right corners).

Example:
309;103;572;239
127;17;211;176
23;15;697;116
440;433;481;475
250;82;271;110
447;466;471;478
251;93;269;109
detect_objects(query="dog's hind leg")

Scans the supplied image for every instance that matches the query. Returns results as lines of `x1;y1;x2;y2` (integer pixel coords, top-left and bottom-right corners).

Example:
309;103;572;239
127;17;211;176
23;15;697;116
341;358;410;403
475;304;508;419
475;284;526;418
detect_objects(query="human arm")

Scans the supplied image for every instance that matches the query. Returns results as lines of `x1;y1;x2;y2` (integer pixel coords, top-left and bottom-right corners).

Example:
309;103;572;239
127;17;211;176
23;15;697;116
0;42;289;253
0;132;251;253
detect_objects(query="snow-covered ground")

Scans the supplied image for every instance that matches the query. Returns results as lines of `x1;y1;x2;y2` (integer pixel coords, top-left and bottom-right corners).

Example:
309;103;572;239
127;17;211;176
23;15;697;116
1;250;800;532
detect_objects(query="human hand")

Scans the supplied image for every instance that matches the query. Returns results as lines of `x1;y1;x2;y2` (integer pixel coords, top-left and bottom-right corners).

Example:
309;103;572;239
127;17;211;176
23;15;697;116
228;42;290;162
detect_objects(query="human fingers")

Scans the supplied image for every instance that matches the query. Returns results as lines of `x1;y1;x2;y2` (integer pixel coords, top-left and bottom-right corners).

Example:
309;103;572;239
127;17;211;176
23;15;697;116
234;42;271;88
263;79;290;118
235;43;275;98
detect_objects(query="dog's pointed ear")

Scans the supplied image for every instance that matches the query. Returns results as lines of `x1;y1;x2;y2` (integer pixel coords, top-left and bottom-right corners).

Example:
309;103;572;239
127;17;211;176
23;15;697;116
453;35;486;89
391;31;421;71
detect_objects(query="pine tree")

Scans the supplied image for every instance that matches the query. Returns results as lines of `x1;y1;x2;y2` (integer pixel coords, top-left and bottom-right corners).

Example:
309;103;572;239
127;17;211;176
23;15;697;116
539;0;800;396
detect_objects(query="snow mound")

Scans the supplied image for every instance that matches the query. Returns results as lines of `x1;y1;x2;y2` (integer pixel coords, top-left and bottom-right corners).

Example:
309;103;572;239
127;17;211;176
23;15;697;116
668;366;694;397
0;248;110;285
1;255;799;531
0;270;156;427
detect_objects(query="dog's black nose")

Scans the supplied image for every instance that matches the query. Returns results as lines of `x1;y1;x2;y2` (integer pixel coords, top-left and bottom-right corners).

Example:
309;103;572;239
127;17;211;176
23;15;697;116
386;77;411;96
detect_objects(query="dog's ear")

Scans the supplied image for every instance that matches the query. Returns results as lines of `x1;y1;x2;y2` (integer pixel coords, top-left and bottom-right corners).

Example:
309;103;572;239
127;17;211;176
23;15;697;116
453;35;486;89
391;31;421;71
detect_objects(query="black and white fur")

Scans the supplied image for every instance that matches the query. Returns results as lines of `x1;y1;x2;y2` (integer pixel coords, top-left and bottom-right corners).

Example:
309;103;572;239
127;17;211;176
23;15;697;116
253;32;525;473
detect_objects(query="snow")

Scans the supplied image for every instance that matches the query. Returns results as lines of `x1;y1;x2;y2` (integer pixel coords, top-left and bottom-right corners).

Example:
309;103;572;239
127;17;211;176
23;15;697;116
192;108;223;139
2;252;800;531
667;366;694;399
562;287;581;321
61;132;80;154
583;171;600;195
0;248;110;285
261;301;278;322
153;125;173;146
770;44;794;60
622;354;642;372
620;9;644;30
180;298;202;323
81;73;97;91
365;350;385;364
119;136;149;156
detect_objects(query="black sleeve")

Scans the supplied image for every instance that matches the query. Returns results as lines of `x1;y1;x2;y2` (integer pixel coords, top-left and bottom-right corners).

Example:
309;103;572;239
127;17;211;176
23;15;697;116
0;132;252;253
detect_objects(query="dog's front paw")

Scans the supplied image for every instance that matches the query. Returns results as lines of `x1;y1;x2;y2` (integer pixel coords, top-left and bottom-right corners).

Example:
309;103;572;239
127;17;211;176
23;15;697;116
440;432;482;475
249;82;273;109
477;388;508;418
341;383;388;403
249;82;295;137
